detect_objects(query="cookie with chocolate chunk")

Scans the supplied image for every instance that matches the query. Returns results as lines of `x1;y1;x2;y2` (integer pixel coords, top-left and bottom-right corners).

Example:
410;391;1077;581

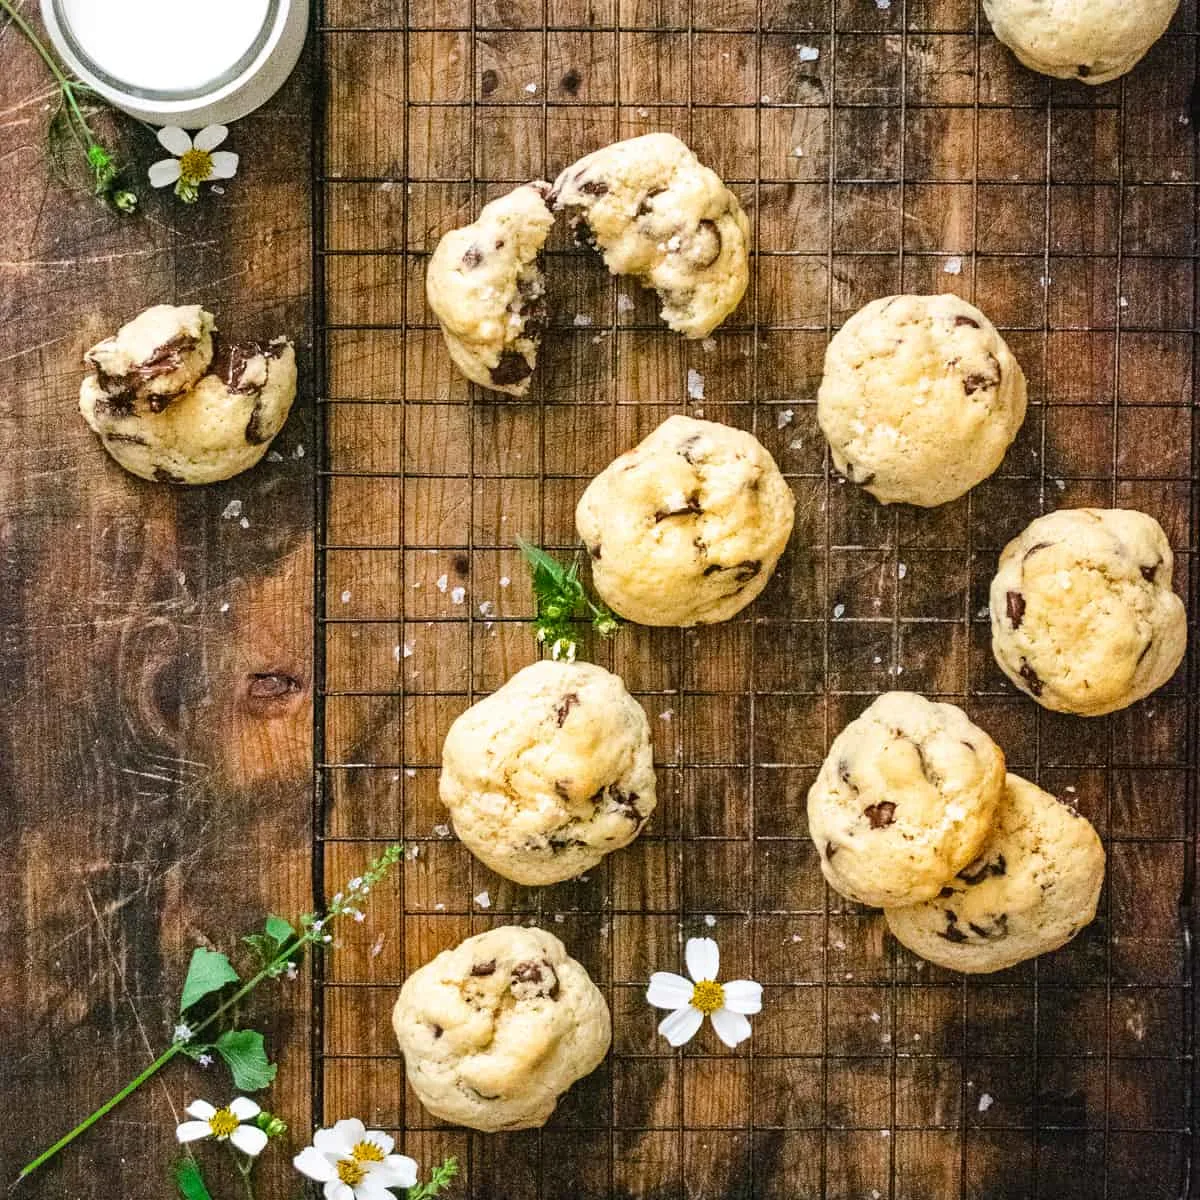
807;692;1006;908
426;181;555;395
990;508;1187;716
551;133;750;338
84;304;215;408
439;660;656;885
393;926;611;1131
885;774;1105;973
575;415;794;626
817;294;1027;507
80;336;297;484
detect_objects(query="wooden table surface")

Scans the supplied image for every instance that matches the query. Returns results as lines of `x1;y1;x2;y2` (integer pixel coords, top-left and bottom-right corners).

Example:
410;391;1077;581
3;2;1199;1199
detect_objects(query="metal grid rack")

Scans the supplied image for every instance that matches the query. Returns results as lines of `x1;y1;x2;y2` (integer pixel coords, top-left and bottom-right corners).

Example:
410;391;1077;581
311;1;1200;1195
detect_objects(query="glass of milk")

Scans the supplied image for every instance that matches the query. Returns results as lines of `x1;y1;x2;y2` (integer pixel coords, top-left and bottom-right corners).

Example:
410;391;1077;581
41;0;309;128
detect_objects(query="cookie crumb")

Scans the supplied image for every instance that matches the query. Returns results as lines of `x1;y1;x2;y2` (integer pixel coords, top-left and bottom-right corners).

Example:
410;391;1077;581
474;891;492;909
341;590;352;604
978;1093;994;1112
499;576;511;587
777;407;794;429
833;603;845;618
221;500;243;519
897;562;907;579
943;256;963;275
795;45;819;62
704;914;716;927
686;369;705;400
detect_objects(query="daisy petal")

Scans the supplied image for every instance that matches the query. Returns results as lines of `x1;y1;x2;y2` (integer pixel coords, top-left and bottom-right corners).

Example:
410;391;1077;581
722;980;763;1015
184;1100;216;1120
710;1006;753;1048
357;1180;395;1200
363;1130;394;1156
229;1096;261;1120
375;1155;419;1189
314;1126;354;1157
294;1147;338;1182
208;151;239;180
646;971;695;1010
193;124;228;151
658;1004;704;1047
175;1120;212;1143
686;937;720;983
149;158;182;188
330;1117;366;1146
156;126;192;155
324;1183;354;1200
230;1124;268;1157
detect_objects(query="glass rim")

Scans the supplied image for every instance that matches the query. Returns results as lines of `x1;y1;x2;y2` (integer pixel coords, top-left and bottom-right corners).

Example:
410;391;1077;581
49;0;283;102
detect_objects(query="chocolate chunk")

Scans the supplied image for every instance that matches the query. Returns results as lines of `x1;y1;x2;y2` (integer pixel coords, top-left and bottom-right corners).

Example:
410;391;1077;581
654;492;701;522
1006;590;1025;628
688;219;722;268
431;1023;444;1038
96;390;135;417
480;68;499;95
461;245;484;269
962;355;1000;395
1140;563;1159;583
140;333;196;379
490;350;533;387
959;853;1006;885
733;560;761;583
588;543;602;560
938;886;958;899
560;67;582;94
938;911;969;943
470;960;496;977
636;187;665;217
512;959;560;999
1022;540;1052;562
953;315;980;329
824;841;838;860
864;801;897;828
578;179;609;196
968;914;1008;940
245;400;270;445
152;466;186;484
555;692;580;726
247;672;301;698
512;961;544;984
913;742;941;787
1076;64;1091;78
1018;659;1044;697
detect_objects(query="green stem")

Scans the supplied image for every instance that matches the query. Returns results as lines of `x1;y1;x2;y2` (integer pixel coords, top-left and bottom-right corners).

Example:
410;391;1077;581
232;1147;257;1200
17;932;316;1185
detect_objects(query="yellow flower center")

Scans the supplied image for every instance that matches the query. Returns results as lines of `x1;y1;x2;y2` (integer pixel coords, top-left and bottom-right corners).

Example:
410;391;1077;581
179;147;214;184
352;1140;385;1163
208;1109;239;1139
337;1159;367;1187
691;979;725;1015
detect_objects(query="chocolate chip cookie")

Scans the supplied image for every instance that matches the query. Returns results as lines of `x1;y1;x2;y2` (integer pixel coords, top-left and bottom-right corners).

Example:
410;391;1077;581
392;926;611;1131
552;133;750;338
807;692;1007;908
817;294;1027;507
575;415;795;626
885;774;1105;973
439;660;657;885
426;181;555;394
990;508;1188;716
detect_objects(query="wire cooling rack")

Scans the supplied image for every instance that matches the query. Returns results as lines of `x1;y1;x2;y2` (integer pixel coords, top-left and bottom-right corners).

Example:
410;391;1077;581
311;2;1200;1195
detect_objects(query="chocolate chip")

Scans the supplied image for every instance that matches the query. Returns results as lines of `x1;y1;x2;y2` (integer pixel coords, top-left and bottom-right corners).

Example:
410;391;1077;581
959;853;1006;885
864;801;897;828
431;1023;444;1038
1140;563;1159;583
512;959;560;999
578;179;609;196
968;914;1008;940
560;67;582;94
470;960;496;977
938;886;958;899
153;466;186;484
938;911;969;944
962;357;1000;395
245;400;270;445
454;554;470;575
96;389;135;417
1018;659;1044;697
1006;590;1025;628
688;219;722;268
512;961;544;984
461;245;484;269
824;841;839;861
636;187;665;217
247;672;301;698
953;315;980;329
733;560;761;583
589;543;602;559
480;68;499;95
1023;540;1052;562
654;492;702;522
914;742;941;787
490;350;533;387
1077;64;1091;78
139;333;195;379
555;692;580;726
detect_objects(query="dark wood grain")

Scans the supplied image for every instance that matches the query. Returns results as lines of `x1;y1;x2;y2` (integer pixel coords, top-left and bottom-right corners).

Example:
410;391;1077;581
0;7;314;1197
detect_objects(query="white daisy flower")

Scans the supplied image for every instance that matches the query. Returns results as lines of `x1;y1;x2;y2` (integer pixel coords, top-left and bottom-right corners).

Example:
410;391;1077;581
293;1118;418;1200
176;1096;268;1157
646;936;762;1049
148;125;239;203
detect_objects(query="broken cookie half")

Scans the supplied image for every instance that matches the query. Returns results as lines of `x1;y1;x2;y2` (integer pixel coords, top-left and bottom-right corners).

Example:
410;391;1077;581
79;304;297;484
426;181;555;395
552;133;750;338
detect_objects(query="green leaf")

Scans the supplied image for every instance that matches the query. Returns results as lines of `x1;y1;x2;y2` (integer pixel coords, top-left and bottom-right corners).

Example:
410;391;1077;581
173;1158;214;1200
264;915;295;944
213;1029;277;1092
179;947;240;1014
243;915;297;968
408;1156;460;1199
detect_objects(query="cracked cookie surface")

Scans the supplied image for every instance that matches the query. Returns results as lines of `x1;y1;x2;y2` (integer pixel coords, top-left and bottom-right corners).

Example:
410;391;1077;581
885;774;1105;973
575;415;795;626
439;660;656;885
392;926;611;1131
807;691;1006;908
817;293;1027;507
426;181;555;394
990;508;1187;716
551;133;749;338
80;335;297;484
983;0;1179;84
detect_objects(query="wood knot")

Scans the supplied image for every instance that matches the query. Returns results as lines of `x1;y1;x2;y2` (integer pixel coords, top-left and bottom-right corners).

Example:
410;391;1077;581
243;671;304;714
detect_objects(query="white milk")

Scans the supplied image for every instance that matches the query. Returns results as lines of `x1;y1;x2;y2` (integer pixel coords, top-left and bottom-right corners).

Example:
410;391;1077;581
58;0;272;93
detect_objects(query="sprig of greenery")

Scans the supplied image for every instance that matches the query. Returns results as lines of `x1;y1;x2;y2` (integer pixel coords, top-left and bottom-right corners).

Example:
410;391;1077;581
517;538;620;662
16;845;405;1185
0;0;137;211
408;1156;460;1199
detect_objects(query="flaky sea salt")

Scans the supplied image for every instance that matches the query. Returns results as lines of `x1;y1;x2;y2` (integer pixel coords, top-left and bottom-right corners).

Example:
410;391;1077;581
573;313;593;327
616;293;635;313
704;915;716;927
451;586;466;604
221;500;243;519
777;408;794;428
686;369;705;400
943;256;963;275
978;1093;994;1113
341;590;352;604
435;573;449;592
796;45;819;62
474;891;492;909
833;603;845;618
